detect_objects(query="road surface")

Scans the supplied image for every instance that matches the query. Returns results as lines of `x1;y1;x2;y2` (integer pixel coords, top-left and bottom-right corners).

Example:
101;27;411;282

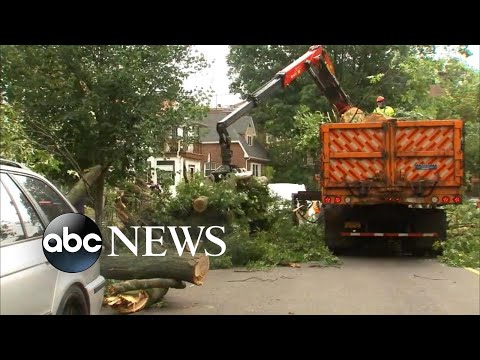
102;256;479;315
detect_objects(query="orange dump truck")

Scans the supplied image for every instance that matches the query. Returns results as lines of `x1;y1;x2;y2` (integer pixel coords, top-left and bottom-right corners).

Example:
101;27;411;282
320;118;464;254
211;45;465;254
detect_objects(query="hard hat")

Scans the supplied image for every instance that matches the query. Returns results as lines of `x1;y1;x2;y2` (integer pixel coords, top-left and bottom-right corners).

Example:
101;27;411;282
376;96;385;102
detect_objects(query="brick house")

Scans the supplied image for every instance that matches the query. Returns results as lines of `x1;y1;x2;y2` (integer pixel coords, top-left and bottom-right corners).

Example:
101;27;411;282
147;107;269;191
200;108;269;177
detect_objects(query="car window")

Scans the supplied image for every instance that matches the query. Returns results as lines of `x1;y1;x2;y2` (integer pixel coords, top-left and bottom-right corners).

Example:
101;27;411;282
0;181;26;244
1;174;45;240
11;174;73;223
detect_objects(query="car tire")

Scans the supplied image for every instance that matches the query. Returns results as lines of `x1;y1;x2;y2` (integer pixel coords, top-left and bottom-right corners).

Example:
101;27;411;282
56;285;89;315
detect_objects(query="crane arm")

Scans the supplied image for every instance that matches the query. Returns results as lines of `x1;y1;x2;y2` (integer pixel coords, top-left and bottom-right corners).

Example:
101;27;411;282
215;45;353;175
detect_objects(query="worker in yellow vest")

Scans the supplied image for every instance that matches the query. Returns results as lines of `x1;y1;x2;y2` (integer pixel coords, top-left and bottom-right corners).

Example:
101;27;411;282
373;96;395;117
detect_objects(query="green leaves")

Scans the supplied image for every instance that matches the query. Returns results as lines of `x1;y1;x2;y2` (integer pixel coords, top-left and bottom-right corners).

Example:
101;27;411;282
0;102;61;175
437;203;480;269
223;216;338;269
1;45;209;187
293;106;328;154
366;73;385;84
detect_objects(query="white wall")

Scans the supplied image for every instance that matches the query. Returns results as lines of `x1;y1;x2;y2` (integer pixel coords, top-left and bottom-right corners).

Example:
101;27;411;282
147;156;201;188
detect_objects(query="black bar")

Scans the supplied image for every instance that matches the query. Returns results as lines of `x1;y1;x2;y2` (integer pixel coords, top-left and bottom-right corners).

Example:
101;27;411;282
294;191;323;201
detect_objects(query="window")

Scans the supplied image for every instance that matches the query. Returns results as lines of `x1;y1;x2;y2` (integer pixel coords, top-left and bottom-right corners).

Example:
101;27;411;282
156;161;175;184
204;162;217;177
247;135;252;146
0;182;25;244
251;163;261;177
11;174;72;223
1;174;45;244
266;134;274;144
170;127;183;138
189;165;195;178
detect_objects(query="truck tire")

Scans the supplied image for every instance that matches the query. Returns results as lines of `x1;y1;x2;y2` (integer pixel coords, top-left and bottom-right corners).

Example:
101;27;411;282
408;208;446;256
324;205;348;254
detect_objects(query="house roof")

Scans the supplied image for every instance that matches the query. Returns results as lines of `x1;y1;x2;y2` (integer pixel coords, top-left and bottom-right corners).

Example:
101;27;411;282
238;136;269;161
199;109;269;161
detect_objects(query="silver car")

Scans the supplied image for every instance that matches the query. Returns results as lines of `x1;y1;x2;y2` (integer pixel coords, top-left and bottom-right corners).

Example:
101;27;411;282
0;160;105;315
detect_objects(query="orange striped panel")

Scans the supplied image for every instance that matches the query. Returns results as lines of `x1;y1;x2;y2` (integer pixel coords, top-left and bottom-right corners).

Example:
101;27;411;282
329;158;384;183
329;128;384;153
395;157;455;182
396;126;453;152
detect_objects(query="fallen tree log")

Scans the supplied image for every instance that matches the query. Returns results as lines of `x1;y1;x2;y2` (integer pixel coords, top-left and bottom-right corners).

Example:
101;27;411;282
105;288;168;314
100;253;209;285
108;278;186;296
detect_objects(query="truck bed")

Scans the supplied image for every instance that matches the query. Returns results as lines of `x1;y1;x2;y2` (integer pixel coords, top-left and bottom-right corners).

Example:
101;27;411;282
320;119;464;205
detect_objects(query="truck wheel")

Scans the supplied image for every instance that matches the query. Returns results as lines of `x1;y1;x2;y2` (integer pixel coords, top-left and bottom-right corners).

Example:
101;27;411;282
408;208;447;256
324;205;344;253
56;285;89;315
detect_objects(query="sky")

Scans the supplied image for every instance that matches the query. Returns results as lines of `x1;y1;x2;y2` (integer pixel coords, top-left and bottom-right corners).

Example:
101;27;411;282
183;45;480;108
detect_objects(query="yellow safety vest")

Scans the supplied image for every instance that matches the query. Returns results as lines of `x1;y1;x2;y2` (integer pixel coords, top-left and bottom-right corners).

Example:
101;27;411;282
374;106;395;117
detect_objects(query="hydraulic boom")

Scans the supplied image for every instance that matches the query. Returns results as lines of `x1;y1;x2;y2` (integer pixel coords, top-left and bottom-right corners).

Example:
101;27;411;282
214;45;353;179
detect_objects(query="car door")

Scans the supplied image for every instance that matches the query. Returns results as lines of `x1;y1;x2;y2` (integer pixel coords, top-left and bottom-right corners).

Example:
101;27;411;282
0;172;59;315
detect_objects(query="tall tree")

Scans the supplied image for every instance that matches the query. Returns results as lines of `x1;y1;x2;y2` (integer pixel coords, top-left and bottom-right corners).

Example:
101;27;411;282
1;45;209;223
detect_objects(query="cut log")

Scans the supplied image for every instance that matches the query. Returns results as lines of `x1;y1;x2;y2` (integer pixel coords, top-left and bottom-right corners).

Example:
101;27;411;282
340;107;366;123
105;288;168;314
108;278;186;296
66;165;104;207
193;196;209;213
101;253;210;285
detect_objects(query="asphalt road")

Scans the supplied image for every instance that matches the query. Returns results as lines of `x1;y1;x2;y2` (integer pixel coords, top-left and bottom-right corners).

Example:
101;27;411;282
102;256;480;315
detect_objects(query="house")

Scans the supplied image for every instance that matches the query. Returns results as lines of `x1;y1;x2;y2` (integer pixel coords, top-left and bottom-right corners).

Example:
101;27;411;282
200;107;269;177
147;123;206;192
147;106;269;190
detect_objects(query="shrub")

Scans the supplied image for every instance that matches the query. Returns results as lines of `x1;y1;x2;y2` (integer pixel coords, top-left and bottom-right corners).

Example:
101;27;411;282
436;202;480;269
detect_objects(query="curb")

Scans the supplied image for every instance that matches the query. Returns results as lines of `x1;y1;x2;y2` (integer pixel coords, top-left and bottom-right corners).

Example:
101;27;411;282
465;267;480;275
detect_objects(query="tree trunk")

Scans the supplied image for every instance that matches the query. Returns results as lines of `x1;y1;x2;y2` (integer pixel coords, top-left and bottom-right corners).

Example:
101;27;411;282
100;253;209;285
95;170;105;225
66;165;104;207
108;278;186;296
183;160;189;183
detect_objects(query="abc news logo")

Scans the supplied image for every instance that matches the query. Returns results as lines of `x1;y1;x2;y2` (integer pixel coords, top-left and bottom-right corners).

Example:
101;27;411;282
42;213;103;273
43;214;227;273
